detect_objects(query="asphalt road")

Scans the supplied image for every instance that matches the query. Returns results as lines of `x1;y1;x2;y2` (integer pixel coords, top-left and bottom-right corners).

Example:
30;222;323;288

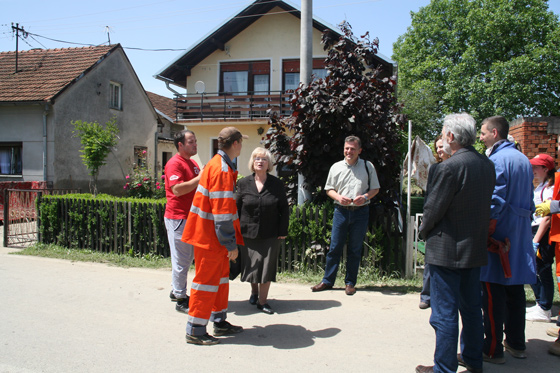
0;229;558;372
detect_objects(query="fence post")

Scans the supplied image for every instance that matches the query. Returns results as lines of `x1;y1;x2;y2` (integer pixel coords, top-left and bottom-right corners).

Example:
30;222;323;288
3;189;9;247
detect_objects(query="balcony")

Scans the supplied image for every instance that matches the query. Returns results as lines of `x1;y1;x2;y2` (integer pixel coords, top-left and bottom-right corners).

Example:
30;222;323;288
173;91;292;122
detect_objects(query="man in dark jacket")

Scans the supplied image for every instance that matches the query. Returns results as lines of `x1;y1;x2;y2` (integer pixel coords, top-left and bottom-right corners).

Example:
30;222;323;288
416;113;496;373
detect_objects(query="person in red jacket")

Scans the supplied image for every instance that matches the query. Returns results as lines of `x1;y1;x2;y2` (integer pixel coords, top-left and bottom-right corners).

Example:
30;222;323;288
181;127;247;345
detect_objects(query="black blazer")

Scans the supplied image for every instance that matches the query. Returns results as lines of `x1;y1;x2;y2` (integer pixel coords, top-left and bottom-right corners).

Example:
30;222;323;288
419;146;496;268
236;174;289;240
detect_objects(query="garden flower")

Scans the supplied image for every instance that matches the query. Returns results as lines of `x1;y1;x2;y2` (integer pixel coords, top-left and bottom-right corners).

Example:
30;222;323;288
143;177;150;181
125;175;130;179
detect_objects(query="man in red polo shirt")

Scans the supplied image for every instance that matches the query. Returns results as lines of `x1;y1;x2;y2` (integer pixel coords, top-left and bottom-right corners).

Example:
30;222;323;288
164;130;202;313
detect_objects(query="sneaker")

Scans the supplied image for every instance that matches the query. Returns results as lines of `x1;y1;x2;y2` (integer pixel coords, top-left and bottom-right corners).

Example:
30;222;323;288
213;321;243;336
186;333;220;345
504;340;527;359
549;341;560;356
175;296;189;314
546;327;559;338
526;306;552;322
525;303;539;313
483;352;505;364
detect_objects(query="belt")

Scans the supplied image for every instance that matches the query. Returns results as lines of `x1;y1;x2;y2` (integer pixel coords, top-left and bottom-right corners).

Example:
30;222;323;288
336;204;366;211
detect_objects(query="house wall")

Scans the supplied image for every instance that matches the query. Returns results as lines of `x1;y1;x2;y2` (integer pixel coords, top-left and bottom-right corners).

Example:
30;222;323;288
185;6;327;93
0;104;54;182
52;48;158;194
185;122;271;177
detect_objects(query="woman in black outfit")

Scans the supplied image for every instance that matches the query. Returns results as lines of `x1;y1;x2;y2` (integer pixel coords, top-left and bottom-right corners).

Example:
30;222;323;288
236;147;289;314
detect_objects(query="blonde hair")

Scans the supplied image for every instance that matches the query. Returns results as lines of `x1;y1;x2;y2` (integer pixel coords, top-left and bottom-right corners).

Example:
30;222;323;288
248;147;274;173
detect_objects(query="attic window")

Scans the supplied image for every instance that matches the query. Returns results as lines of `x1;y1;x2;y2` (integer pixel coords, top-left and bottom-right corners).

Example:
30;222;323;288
109;82;122;110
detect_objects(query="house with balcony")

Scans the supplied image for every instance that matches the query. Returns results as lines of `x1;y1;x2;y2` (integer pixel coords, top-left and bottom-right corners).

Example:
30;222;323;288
155;0;394;177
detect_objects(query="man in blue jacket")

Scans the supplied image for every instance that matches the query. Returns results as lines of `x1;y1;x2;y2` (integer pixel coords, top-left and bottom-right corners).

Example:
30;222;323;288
479;116;536;363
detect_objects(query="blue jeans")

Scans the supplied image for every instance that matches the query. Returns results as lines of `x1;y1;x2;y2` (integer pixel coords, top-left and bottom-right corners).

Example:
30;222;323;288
429;265;483;373
420;263;431;304
322;205;369;287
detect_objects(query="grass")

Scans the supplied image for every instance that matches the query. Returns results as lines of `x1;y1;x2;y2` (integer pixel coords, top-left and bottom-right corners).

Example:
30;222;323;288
12;243;559;303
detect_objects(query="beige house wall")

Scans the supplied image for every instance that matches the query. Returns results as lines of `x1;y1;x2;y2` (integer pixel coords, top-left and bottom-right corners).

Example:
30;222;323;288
185;6;328;93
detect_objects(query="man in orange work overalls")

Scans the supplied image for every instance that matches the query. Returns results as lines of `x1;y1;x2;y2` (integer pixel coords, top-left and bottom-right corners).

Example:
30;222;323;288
181;127;247;345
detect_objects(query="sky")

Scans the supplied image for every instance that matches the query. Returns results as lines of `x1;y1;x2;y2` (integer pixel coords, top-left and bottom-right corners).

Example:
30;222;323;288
2;0;560;98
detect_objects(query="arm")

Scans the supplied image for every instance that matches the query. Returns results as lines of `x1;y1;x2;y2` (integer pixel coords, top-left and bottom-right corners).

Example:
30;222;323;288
419;163;457;239
355;161;380;205
533;216;551;243
489;159;507;220
170;164;204;196
326;189;353;205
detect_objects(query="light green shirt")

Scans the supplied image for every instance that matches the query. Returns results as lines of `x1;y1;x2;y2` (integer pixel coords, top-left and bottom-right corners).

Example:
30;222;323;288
325;158;380;206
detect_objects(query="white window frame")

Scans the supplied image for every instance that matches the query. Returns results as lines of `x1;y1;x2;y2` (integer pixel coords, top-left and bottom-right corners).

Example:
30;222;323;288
109;81;122;110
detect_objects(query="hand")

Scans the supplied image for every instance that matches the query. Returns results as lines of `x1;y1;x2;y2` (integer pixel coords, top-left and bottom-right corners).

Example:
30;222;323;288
535;200;551;217
354;194;367;206
338;195;353;205
532;241;539;254
228;248;239;262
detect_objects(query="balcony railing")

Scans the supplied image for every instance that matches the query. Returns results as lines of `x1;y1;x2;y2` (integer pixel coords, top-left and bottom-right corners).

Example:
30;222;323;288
174;91;292;122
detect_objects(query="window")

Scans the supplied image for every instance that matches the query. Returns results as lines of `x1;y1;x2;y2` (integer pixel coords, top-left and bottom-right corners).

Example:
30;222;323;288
109;82;122;110
282;59;328;91
134;146;147;168
162;152;172;169
220;61;270;95
0;143;22;175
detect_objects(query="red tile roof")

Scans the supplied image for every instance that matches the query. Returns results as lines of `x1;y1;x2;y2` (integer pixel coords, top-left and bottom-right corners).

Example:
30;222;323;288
146;91;176;120
0;45;118;103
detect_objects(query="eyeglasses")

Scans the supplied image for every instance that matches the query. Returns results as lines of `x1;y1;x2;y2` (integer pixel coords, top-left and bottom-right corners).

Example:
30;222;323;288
254;157;268;162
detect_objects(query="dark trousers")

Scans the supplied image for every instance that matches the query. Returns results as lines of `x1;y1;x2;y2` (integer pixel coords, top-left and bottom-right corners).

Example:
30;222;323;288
530;226;554;310
482;282;526;357
429;265;483;373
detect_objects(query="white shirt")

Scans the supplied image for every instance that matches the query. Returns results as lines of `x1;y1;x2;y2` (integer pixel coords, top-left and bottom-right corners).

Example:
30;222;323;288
532;181;553;226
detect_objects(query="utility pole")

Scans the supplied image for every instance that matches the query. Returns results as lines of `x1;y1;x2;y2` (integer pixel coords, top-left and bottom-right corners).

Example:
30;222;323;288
297;0;313;205
11;23;27;73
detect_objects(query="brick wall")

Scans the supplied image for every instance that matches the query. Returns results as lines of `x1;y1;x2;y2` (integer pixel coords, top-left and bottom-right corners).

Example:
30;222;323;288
510;118;558;161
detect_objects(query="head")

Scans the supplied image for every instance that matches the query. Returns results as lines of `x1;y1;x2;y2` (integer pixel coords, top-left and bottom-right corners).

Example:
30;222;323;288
343;135;362;165
248;147;274;173
480;116;509;148
441;113;477;154
218;126;247;159
530;153;555;185
434;134;450;162
173;130;197;158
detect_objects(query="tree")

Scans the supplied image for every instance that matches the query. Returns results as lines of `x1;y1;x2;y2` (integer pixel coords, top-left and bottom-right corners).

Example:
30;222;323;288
393;0;560;141
264;22;406;209
71;117;120;196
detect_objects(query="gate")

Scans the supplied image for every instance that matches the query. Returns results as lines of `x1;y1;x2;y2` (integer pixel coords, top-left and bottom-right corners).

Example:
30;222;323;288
2;189;79;248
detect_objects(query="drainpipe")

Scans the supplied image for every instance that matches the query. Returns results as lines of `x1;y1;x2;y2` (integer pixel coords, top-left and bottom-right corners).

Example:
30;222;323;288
154;131;158;180
43;103;50;182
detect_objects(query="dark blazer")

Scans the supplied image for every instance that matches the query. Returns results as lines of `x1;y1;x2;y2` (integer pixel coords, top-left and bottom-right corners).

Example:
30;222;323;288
236;174;289;240
419;146;496;268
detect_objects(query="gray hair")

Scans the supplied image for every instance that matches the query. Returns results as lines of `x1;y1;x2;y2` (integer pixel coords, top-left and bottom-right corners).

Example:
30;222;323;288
442;113;477;147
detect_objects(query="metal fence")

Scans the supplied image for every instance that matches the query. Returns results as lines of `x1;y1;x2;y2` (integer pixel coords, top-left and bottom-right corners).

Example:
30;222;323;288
3;189;79;248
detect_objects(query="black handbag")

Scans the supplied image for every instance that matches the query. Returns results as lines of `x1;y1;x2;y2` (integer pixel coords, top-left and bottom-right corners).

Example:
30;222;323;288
229;248;242;280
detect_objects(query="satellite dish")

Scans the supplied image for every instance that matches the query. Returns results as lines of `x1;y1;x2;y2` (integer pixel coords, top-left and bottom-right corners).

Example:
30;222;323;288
195;81;205;94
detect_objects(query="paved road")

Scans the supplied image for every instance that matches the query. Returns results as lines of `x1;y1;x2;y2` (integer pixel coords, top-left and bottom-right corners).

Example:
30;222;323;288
0;231;558;372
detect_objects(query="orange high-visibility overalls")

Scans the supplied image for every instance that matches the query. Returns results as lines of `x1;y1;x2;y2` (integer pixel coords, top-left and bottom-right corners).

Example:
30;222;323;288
181;152;244;336
548;173;560;322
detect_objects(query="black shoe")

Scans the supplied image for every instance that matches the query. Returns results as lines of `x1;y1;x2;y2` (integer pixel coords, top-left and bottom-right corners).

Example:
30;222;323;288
249;293;258;305
186;333;220;345
170;291;177;302
175;296;189;314
419;301;430;310
257;302;274;314
213;321;243;336
457;353;483;373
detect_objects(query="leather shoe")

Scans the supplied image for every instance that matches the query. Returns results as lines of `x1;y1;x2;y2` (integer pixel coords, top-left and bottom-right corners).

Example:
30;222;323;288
311;282;332;292
257;302;274;314
504;340;527;359
419;301;430;309
345;284;356;295
415;365;433;373
457;353;483;373
483;353;505;364
249;293;258;305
